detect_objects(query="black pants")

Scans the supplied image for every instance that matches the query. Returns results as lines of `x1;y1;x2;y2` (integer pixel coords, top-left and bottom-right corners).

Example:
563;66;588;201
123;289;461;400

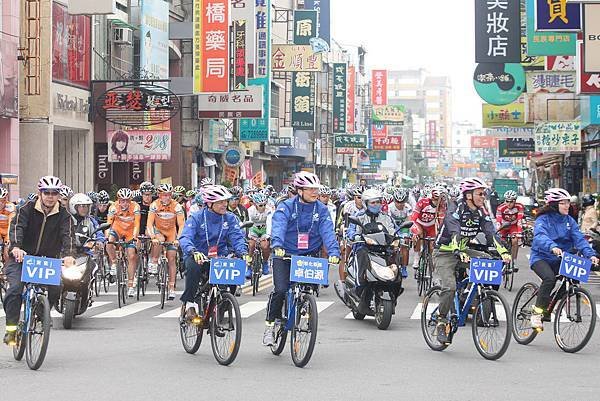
531;259;561;310
180;256;209;304
3;260;60;327
266;257;290;322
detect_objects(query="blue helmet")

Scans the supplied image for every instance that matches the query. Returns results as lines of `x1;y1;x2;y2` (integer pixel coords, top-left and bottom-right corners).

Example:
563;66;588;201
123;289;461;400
251;193;267;205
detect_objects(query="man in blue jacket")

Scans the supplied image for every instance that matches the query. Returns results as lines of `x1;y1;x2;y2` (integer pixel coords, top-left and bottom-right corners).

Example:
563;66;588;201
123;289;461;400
262;172;340;346
179;185;248;320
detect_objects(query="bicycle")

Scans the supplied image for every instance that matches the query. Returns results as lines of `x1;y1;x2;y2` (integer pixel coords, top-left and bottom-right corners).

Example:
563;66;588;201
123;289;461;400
108;241;130;308
416;237;435;297
500;232;522;292
421;256;512;360
250;246;263;296
93;244;109;297
136;235;152;301
512;256;596;353
156;241;174;309
0;242;6;303
179;257;243;366
269;255;329;368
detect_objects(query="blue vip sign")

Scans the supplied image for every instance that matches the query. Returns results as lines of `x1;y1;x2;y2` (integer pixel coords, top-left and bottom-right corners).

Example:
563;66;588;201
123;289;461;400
209;258;246;286
559;252;592;283
21;255;62;286
469;258;503;286
290;256;329;285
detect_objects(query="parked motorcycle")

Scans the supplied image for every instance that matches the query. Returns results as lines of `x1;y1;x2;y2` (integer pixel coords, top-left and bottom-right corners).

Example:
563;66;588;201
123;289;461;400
334;217;412;330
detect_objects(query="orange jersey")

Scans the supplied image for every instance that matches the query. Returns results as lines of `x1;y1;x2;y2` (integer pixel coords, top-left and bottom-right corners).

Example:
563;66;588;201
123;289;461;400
108;201;141;241
147;199;184;241
0;202;15;241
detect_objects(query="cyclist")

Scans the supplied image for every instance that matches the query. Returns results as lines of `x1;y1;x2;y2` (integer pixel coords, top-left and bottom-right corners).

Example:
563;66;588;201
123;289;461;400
189;193;204;215
173;186;186;205
228;186;249;223
0;187;16;261
336;186;366;281
319;186;337;223
146;183;185;300
580;194;598;233
135;181;156;239
387;188;412;278
433;177;511;344
69;193;106;250
262;172;340;346
496;190;524;270
3;176;76;346
529;188;599;330
178;185;248;320
410;186;443;272
245;192;272;278
92;190;111;225
59;185;73;209
447;186;460;213
106;188;141;297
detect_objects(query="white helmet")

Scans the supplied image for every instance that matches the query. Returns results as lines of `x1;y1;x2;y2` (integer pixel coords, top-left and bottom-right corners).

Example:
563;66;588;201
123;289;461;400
58;185;73;199
0;187;7;199
200;177;214;187
362;188;383;203
459;177;488;194
117;188;133;199
544;188;571;203
504;190;517;201
69;193;92;215
38;175;63;192
293;171;321;189
201;185;232;203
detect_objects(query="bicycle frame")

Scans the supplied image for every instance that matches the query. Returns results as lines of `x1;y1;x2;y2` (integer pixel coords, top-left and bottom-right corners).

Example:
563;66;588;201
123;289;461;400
20;284;44;336
518;276;574;315
452;278;481;327
282;283;317;332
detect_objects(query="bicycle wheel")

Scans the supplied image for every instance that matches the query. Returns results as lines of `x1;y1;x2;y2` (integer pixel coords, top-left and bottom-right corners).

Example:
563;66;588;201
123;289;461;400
93;262;100;298
554;287;596;353
425;252;434;293
417;253;426;297
210;292;242;366
141;253;147;297
505;262;514;292
179;305;203;354
13;313;26;361
270;321;288;355
159;260;167;309
420;286;449;352
102;254;109;293
471;289;511;360
136;257;144;301
290;293;318;368
511;282;539;345
26;294;51;370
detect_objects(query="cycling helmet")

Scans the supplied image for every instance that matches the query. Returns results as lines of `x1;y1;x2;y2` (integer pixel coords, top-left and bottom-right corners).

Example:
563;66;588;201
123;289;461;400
117;188;133;199
140;181;155;194
173;185;186;195
251;193;267;205
185;189;196;198
293;171;321;189
582;194;595;207
385;186;396;195
504;190;517;201
202;185;232;203
193;193;204;206
58;185;73;199
229;186;243;197
97;190;110;205
319;186;332;196
69;193;93;215
383;193;394;204
393;188;409;203
544;188;571;203
286;183;297;195
430;187;442;199
570;195;578;203
346;185;357;198
27;193;38;202
459;177;488;194
157;183;173;193
86;191;98;203
362;188;383;203
448;186;460;199
355;186;365;197
37;175;63;192
200;177;214;187
0;187;7;199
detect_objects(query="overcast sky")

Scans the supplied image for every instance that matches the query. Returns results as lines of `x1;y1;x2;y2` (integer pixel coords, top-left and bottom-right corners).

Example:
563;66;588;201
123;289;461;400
331;0;480;127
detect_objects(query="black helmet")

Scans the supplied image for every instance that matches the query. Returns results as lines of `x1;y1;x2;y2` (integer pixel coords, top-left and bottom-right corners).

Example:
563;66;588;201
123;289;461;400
582;194;595;207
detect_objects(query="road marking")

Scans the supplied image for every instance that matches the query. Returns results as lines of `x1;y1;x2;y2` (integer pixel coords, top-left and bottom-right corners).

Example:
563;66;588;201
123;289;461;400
0;301;113;319
239;301;266;318
411;302;507;321
155;307;181;318
344;312;374;320
105;290;182;296
316;301;334;313
91;302;158;318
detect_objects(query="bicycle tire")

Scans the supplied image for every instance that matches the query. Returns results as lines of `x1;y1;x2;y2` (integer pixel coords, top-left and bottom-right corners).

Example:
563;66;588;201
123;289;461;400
210;292;242;366
159;259;167;309
116;261;123;308
471;289;511;360
102;255;109;293
93;265;100;298
420;286;449;352
425;252;434;294
141;253;147;297
270;323;288;355
252;273;259;296
290;293;318;368
13;316;26;361
179;305;203;354
554;287;596;353
26;294;51;370
62;298;76;330
136;257;143;301
506;264;514;292
417;253;426;297
511;282;540;345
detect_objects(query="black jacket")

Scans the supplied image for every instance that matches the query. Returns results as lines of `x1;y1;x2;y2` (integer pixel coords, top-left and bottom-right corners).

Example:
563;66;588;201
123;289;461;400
9;199;76;258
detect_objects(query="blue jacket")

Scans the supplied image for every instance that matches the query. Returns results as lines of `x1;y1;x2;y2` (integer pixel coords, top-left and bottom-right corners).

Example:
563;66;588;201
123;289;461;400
530;212;595;266
271;196;340;257
179;209;247;259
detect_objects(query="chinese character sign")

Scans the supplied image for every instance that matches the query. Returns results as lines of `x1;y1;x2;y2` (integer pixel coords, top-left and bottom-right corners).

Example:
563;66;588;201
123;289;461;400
371;105;406;125
107;130;171;162
525;71;576;93
526;0;576;56
271;45;323;72
291;72;316;130
371;69;388;138
198;86;264;119
293;10;317;45
534;121;581;152
535;0;581;31
193;0;229;93
230;0;256;74
232;20;247;90
475;0;520;63
347;65;356;133
372;135;402;151
334;135;367;148
482;103;526;127
333;63;347;133
305;0;330;45
290;256;329;285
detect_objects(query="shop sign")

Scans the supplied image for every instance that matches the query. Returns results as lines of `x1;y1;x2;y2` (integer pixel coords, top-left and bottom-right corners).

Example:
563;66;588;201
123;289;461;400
482;103;526;127
347;65;356;133
107;130;171;162
473;63;525;105
55;93;90;115
95;83;180;126
486;126;535;138
535;0;581;31
230;0;255;74
584;3;600;73
140;0;169;79
130;162;144;185
498;138;535;157
475;0;520;63
371;105;405;125
525;0;577;56
534;121;581;152
291;72;315;130
304;0;330;45
334;134;367;148
526;71;576;93
271;45;322;72
198;85;263;119
332;63;347;133
372;135;402;151
293;10;317;45
470;136;499;148
335;148;355;155
223;146;245;167
94;143;111;184
207;120;228;153
0;174;18;185
232;20;247;90
371;70;387;138
546;55;575;71
278;130;310;158
579;43;600;93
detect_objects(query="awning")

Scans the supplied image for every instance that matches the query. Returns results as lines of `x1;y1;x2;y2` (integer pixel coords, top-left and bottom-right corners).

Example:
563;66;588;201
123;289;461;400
109;19;137;30
169;40;182;59
531;154;563;167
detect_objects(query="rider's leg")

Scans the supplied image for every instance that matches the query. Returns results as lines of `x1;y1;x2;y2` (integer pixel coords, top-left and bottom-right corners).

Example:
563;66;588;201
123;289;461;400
260;238;270;274
126;246;138;289
247;237;257;278
263;257;290;345
106;234;117;267
530;259;559;328
3;260;25;335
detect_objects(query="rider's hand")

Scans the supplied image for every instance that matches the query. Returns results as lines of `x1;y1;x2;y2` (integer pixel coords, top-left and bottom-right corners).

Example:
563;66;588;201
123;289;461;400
63;256;76;267
591;256;599;266
458;252;470;263
151;237;159;244
551;247;563;257
11;247;26;263
193;252;208;264
242;254;252;264
501;253;512;264
328;255;340;265
173;240;179;248
273;247;285;258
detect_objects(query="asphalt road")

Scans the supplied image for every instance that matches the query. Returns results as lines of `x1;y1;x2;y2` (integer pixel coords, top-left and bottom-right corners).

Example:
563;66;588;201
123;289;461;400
2;250;600;400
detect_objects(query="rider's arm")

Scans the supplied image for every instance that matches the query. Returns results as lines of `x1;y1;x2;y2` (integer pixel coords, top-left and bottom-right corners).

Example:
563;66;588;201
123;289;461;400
516;203;525;225
318;204;341;257
410;199;423;222
90;216;106;243
132;203;141;239
60;210;77;257
568;216;596;259
175;204;185;238
532;215;559;252
146;203;156;237
8;202;29;252
495;205;503;224
179;213;200;255
481;212;509;255
228;215;248;256
270;203;290;250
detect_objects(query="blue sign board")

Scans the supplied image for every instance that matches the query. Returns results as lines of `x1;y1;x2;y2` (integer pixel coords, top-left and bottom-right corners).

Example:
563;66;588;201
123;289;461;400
223;147;243;167
278;130;310;158
535;0;581;32
209;258;246;286
559;252;592;283
21;255;62;286
590;96;600;125
290;255;329;285
305;0;330;46
469;258;503;286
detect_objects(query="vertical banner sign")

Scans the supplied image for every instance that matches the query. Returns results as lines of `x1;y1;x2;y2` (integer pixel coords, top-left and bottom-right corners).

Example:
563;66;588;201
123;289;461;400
240;0;271;141
305;0;330;45
475;0;520;63
230;0;256;75
232;20;247;90
194;0;229;93
193;0;202;93
293;10;318;45
140;0;169;79
347;65;356;133
291;72;316;130
584;4;600;73
371;69;388;139
333;63;347;134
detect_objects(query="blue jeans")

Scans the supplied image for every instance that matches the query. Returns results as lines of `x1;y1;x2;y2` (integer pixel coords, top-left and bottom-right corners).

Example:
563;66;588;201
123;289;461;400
265;257;291;322
180;256;208;303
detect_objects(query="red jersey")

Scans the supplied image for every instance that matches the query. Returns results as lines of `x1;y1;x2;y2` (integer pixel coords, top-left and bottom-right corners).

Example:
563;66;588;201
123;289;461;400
496;202;524;225
411;197;438;228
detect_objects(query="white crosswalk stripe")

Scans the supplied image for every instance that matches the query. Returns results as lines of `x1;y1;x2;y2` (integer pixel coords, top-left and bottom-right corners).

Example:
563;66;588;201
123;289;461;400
154;307;181;318
239;301;266;318
91;302;159;318
0;301;113;318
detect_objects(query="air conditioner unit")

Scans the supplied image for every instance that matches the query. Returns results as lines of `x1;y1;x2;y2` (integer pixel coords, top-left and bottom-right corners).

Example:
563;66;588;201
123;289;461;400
113;27;133;45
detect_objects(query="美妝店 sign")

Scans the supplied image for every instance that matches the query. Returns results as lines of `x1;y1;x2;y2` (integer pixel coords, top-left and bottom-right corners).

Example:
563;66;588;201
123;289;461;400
197;85;264;119
534;121;581;152
371;105;405;126
526;71;576;93
271;45;322;72
334;134;366;149
291;72;315;130
474;0;520;63
535;0;581;31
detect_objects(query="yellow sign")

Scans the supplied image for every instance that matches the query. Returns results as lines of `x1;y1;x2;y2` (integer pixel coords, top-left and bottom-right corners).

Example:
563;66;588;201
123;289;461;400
271;45;322;72
372;105;405;125
482;103;526;128
192;0;202;93
160;177;173;185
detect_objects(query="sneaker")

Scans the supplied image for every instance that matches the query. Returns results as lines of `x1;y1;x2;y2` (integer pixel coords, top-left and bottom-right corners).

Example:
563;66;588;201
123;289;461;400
530;307;544;330
109;264;117;276
262;323;275;346
400;266;408;279
436;319;450;344
412;259;419;269
185;303;203;325
148;262;158;275
167;289;176;301
3;330;16;346
127;287;135;298
262;262;270;275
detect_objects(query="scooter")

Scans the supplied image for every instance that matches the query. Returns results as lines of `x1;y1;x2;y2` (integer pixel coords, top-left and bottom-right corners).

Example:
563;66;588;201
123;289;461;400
585;228;600;270
334;217;413;330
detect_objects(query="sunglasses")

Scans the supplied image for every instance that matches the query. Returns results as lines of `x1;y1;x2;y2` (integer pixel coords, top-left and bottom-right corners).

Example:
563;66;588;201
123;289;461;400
42;191;59;196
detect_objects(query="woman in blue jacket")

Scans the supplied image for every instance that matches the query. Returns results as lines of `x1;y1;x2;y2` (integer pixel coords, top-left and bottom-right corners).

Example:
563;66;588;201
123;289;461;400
529;188;599;330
